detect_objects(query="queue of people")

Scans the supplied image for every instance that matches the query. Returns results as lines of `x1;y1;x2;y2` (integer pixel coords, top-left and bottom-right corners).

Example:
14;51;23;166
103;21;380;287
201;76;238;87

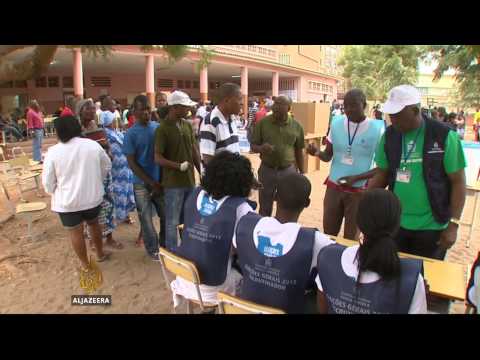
39;82;474;314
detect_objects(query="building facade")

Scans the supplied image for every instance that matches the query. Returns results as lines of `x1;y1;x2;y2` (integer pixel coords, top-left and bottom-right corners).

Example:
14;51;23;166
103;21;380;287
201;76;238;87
0;45;344;116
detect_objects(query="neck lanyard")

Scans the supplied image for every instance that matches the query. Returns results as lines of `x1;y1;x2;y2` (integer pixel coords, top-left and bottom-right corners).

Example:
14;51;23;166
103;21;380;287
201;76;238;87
401;122;423;170
347;118;360;153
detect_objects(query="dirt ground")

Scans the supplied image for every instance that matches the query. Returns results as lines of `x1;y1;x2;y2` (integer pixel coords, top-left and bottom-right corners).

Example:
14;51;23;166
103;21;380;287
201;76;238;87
0;152;477;314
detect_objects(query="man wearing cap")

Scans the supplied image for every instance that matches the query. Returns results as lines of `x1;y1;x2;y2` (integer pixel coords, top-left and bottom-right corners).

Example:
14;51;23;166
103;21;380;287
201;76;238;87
306;89;384;240
154;91;202;251
369;85;466;262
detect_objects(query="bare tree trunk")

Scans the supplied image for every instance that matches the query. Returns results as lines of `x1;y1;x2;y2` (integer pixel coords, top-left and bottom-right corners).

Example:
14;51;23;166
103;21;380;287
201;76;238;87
0;45;58;83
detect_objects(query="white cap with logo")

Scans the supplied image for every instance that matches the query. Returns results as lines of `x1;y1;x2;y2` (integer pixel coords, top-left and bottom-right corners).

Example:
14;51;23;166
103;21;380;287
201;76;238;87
382;85;421;115
167;91;197;107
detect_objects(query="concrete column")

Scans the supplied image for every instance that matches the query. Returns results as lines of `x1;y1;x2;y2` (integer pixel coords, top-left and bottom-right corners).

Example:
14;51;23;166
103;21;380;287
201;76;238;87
145;54;155;108
272;71;279;97
241;66;248;118
200;66;208;103
73;48;83;99
296;76;305;102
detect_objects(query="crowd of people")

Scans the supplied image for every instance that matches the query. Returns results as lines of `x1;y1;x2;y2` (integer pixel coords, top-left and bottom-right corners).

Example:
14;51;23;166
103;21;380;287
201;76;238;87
34;81;479;314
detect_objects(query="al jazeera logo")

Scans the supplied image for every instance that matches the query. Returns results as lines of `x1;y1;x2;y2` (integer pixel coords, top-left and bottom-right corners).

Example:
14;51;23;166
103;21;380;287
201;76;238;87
71;255;112;306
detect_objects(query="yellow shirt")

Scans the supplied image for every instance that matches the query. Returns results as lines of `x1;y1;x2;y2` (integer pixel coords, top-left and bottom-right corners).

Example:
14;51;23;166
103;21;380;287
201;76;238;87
474;112;480;124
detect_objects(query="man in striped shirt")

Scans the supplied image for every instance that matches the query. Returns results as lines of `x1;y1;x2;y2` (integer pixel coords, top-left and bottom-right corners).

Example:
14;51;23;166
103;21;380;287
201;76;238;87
199;83;242;165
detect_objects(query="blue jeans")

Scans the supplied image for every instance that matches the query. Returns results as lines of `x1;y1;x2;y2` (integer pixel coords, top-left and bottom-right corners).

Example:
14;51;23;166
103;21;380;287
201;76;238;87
164;187;193;251
133;184;166;257
32;129;43;161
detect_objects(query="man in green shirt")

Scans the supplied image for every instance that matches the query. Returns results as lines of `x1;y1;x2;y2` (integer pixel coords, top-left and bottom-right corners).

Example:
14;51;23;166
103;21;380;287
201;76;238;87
369;85;466;261
251;95;305;216
154;91;201;251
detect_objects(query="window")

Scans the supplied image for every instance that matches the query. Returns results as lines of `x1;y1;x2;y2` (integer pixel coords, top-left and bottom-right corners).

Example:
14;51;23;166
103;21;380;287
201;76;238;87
48;76;59;88
158;79;174;88
0;81;13;88
279;53;290;65
63;76;73;88
14;80;27;88
177;80;184;88
185;80;191;89
91;76;111;87
35;76;47;88
193;80;199;89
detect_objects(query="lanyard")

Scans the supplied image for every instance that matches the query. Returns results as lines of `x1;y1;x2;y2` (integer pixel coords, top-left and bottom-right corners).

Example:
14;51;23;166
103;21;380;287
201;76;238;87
347;118;360;152
401;122;423;169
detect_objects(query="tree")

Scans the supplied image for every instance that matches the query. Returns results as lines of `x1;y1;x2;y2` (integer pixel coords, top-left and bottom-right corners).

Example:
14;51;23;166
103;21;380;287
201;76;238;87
339;45;422;102
0;45;215;84
424;45;480;108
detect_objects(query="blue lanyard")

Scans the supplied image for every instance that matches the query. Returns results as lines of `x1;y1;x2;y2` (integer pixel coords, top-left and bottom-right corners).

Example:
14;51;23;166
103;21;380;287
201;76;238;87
401;122;423;169
347;118;360;152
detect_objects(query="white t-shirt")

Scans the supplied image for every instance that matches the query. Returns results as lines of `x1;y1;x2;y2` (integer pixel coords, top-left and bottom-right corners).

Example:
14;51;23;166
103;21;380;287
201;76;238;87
170;190;253;307
468;266;480;308
196;106;208;120
232;216;334;272
199;106;241;157
315;245;427;314
42;137;111;213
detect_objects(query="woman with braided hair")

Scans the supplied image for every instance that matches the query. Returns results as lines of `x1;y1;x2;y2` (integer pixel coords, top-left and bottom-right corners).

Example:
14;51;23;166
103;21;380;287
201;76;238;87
315;189;427;314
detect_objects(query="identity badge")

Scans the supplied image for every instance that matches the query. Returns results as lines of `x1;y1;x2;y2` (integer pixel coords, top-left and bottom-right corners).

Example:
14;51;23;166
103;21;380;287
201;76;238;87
396;169;411;183
341;154;354;165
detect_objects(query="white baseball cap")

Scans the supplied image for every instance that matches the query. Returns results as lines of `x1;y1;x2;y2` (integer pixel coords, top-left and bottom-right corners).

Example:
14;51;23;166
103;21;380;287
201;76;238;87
167;91;197;107
382;85;421;115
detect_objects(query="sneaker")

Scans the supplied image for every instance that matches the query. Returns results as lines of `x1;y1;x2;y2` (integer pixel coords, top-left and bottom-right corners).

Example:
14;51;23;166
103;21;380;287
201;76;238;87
150;253;160;262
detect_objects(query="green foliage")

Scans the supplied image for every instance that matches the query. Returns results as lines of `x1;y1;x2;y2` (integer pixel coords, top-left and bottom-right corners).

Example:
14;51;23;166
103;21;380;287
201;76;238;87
196;46;215;72
424;45;480;107
339;45;421;101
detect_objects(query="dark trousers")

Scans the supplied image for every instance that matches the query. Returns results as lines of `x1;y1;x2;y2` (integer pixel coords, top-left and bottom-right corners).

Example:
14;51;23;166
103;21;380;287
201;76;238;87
394;228;446;260
323;186;361;240
394;227;450;313
258;163;296;217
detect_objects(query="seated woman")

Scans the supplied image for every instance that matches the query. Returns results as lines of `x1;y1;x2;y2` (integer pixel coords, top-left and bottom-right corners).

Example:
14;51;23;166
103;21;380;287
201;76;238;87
169;151;255;310
316;189;427;314
466;251;480;314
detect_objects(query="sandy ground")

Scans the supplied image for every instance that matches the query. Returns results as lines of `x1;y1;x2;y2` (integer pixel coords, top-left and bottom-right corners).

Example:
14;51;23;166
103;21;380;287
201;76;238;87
0;151;478;314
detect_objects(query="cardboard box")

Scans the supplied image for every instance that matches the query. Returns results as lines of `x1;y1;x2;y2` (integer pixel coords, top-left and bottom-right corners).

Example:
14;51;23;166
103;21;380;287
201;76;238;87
303;133;322;173
291;102;330;135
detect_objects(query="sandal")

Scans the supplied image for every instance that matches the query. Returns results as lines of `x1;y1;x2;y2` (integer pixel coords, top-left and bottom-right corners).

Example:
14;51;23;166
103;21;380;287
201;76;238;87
106;239;124;250
124;217;135;225
96;251;112;262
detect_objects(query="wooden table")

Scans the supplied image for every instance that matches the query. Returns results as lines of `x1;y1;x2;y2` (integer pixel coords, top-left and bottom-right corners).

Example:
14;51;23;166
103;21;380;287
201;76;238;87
331;236;466;301
462;181;480;248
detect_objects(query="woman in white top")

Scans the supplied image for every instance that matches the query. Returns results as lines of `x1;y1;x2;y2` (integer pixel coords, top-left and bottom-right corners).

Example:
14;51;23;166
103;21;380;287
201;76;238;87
42;115;113;273
316;189;428;314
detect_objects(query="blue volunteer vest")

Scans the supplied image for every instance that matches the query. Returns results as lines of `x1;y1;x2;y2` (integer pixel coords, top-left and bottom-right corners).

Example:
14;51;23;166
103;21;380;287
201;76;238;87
317;244;423;314
329;117;384;187
175;187;247;286
236;212;316;313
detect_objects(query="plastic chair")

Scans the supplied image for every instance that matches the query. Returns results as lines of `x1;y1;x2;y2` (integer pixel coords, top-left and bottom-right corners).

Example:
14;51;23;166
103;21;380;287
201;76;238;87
16;202;47;241
158;247;217;314
1;156;43;201
11;147;26;158
217;292;285;314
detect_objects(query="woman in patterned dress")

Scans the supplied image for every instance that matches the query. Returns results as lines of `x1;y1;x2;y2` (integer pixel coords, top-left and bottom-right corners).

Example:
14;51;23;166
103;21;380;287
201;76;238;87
101;111;137;238
77;100;122;249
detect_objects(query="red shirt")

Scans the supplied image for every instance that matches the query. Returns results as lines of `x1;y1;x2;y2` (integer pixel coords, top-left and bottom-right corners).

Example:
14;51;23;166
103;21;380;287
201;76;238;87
60;107;74;117
255;108;268;124
127;115;135;129
27;108;44;130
